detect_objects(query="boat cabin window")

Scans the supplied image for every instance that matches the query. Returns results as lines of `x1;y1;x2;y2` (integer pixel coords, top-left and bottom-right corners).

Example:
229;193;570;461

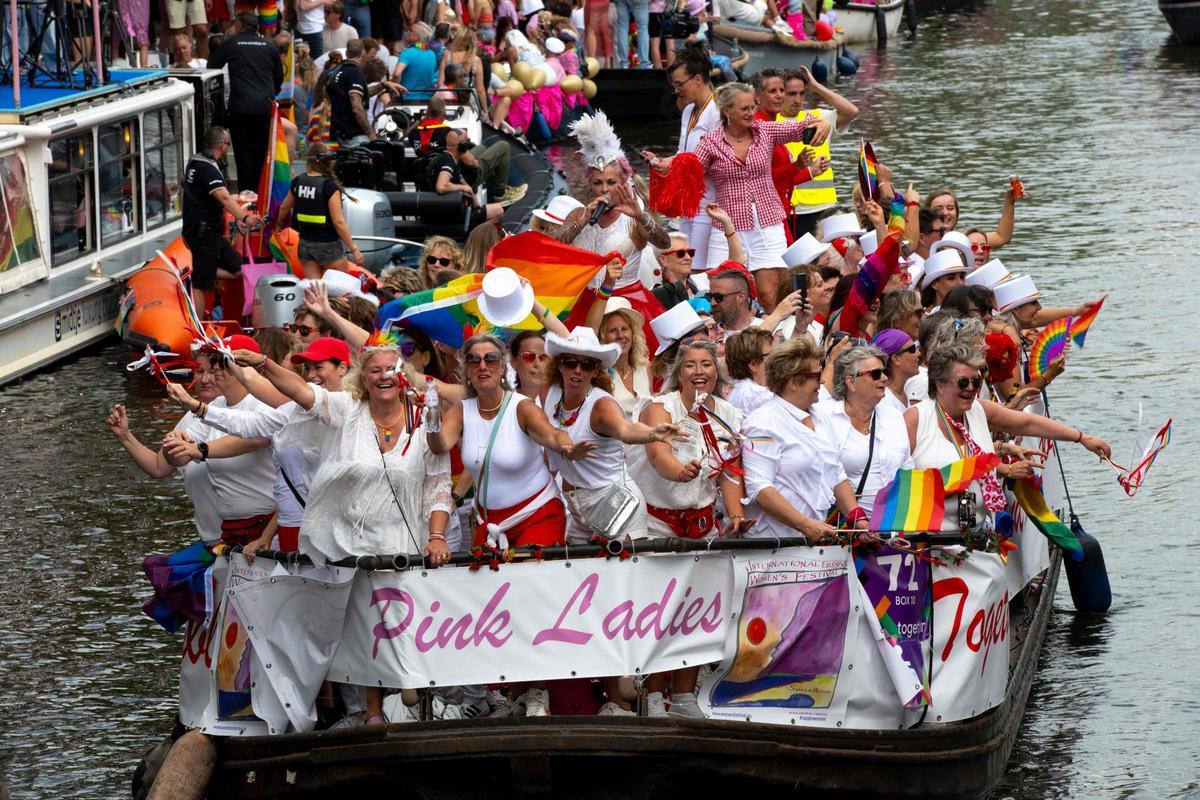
98;119;141;247
0;152;43;273
143;107;184;229
48;133;96;266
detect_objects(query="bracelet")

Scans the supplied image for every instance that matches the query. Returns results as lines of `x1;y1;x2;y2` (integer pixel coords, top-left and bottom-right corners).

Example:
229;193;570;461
597;284;613;298
724;229;736;238
256;357;269;374
1075;429;1084;443
196;402;208;419
540;306;552;320
451;493;465;508
429;533;447;542
905;201;919;208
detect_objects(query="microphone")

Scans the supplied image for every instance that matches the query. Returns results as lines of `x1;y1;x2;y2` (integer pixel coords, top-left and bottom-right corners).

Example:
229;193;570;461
589;199;608;226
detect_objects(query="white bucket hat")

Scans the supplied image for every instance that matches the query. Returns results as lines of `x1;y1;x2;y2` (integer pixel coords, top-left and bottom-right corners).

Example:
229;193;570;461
928;230;973;272
819;212;867;243
781;233;827;268
919;249;969;289
966;258;1011;289
531;195;584;226
992;275;1041;313
545;326;621;369
650;301;707;357
477;267;535;327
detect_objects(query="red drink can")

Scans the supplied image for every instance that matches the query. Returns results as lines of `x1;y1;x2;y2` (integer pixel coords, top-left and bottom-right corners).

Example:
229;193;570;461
1009;175;1027;200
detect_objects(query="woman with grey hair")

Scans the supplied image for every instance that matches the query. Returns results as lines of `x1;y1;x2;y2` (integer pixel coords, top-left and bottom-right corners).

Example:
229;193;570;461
393;22;438;100
904;342;1112;534
812;344;914;515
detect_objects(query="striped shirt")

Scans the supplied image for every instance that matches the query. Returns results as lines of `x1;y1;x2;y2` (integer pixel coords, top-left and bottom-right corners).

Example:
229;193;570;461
690;119;813;232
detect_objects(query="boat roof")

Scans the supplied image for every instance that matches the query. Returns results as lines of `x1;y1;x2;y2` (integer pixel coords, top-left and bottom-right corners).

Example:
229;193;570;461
0;69;171;124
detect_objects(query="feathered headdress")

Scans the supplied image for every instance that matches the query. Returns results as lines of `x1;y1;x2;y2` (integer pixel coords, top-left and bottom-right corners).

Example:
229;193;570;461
569;110;624;171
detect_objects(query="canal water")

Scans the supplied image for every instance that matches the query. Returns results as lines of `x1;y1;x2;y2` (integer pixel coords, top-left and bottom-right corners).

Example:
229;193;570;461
1;0;1198;795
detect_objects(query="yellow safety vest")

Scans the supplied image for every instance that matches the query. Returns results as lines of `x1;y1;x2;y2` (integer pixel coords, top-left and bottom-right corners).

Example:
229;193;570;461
778;108;837;211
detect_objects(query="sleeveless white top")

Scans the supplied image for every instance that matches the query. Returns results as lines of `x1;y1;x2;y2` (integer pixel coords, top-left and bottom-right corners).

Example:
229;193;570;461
572;209;642;289
544;385;626;489
912;399;995;533
610;364;652;420
462;395;553;509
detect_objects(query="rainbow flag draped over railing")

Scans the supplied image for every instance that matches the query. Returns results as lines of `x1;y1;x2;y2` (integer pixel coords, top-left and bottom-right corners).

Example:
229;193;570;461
485;231;608;328
375;274;485;347
1069;296;1104;348
1011;476;1083;560
870;467;946;532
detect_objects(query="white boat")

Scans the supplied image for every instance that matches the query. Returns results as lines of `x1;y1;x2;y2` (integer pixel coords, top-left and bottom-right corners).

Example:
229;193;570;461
0;70;195;386
835;0;909;45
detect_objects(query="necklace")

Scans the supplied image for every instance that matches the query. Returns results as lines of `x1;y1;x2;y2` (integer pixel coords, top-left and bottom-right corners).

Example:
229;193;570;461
373;409;405;445
477;396;504;414
553;388;590;427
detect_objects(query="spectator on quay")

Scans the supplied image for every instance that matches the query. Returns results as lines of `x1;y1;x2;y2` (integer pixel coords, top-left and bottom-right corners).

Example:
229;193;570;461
167;0;210;59
170;33;207;68
393;22;440;101
294;0;333;56
322;1;359;53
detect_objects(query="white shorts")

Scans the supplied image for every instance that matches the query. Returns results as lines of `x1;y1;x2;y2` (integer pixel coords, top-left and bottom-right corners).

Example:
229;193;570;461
738;206;787;272
166;0;206;29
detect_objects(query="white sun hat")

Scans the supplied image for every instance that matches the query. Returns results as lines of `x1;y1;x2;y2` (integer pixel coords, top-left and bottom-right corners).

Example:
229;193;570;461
545;326;621;369
531;194;584;226
966;258;1011;289
478;267;535;327
819;212;867;243
650;301;707;357
992;275;1041;313
928;230;974;273
919;249;969;289
603;295;645;326
781;233;827;268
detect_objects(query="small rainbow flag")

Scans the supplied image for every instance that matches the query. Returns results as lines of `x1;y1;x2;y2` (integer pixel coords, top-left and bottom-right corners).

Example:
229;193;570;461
887;194;906;235
485;231;608;328
870;468;946;533
375;273;485;347
1028;317;1072;380
858;140;879;202
939;454;1000;494
1011;476;1083;560
1069;296;1104;349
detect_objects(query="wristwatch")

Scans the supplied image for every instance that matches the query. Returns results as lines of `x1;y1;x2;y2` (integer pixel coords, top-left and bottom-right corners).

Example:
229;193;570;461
197;441;210;461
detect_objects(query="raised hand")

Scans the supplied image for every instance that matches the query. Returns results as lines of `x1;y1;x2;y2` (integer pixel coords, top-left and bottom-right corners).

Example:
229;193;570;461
106;404;130;440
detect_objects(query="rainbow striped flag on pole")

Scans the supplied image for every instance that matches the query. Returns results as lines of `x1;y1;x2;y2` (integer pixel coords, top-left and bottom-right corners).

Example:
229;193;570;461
1069;296;1104;349
1011;476;1083;560
858;139;879;202
939;454;1000;493
870;468;946;533
258;102;291;224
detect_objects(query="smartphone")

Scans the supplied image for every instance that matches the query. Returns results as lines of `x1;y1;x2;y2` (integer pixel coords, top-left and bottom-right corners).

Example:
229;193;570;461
792;272;808;306
800;126;817;145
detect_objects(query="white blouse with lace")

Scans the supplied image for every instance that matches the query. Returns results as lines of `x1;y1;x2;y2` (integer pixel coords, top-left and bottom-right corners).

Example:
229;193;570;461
289;385;452;564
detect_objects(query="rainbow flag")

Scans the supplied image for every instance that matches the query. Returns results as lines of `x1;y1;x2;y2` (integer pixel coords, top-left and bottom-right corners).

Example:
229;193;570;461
375;273;485;347
276;38;295;124
1029;317;1072;380
258;103;291;225
939;454;1000;494
870;468;946;533
1011;476;1083;560
485;231;607;328
858;140;879;202
839;234;900;334
1069;297;1104;349
887;194;906;235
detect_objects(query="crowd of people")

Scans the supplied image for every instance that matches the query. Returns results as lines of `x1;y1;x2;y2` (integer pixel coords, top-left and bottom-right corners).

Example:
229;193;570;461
113;32;1116;727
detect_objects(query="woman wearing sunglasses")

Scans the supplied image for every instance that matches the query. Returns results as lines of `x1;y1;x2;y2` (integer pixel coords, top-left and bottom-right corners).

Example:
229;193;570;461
904;342;1112;534
417;235;465;289
871;328;920;414
812;345;913;518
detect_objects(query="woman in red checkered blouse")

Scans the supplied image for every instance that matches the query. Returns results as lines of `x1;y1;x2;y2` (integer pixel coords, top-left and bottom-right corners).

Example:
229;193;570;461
654;82;830;307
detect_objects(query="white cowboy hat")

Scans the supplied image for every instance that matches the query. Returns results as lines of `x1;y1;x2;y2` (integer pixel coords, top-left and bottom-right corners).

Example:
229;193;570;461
531;194;584;226
859;229;879;258
928;230;973;273
919;249;969;289
603;295;645;326
477;267;535;327
819;212;867;243
904;252;925;288
545;327;621;369
301;272;379;306
781;233;827;268
966;258;1011;289
650;301;707;357
992;275;1041;313
545;37;565;54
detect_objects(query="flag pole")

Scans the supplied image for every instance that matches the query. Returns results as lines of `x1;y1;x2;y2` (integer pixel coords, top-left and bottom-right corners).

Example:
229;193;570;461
9;0;20;107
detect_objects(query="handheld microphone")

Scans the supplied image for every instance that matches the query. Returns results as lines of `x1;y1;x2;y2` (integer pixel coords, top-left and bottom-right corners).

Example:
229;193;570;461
589;200;608;226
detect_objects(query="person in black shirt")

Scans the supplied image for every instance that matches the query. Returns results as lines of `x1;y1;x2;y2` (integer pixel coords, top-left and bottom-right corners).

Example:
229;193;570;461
181;127;262;315
326;39;403;144
207;12;283;191
276;143;365;278
428;127;504;226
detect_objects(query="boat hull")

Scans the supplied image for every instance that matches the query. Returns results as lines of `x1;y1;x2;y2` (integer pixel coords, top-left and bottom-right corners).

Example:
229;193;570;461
838;0;907;44
202;552;1061;799
1159;0;1200;43
712;24;840;76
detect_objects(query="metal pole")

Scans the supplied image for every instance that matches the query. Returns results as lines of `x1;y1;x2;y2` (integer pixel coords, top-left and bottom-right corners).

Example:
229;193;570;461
9;0;19;107
91;0;102;83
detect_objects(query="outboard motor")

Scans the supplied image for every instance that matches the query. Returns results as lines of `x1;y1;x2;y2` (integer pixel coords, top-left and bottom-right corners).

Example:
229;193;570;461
253;275;304;329
342;187;396;272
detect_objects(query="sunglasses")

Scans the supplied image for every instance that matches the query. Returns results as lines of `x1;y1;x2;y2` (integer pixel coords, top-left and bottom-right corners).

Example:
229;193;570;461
519;351;550;365
395;337;417;358
896;342;918;356
707;291;737;304
795;370;821;382
465;352;503;366
971;243;992;254
955;376;984;391
662;247;696;259
288;323;316;337
426;255;454;267
854;368;886;380
560;357;600;372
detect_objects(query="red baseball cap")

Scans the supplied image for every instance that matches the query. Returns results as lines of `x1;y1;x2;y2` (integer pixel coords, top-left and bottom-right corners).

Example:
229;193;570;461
291;336;352;365
223;334;261;354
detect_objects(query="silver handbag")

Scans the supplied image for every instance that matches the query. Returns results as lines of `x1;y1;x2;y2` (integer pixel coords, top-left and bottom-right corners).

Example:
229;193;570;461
584;481;640;538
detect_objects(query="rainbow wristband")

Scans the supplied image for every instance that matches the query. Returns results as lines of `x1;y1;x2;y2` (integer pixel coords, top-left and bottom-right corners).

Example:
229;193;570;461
597;285;614;298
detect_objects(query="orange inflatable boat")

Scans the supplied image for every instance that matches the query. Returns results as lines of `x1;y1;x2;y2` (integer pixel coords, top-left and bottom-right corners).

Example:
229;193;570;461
119;238;198;357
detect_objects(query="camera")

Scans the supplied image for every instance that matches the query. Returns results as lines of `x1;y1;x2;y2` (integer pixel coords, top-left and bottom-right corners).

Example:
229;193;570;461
660;10;700;38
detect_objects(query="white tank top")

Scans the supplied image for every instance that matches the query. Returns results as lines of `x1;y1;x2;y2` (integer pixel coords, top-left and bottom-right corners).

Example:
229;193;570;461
462;395;553;509
544;385;625;489
912;399;995;533
572;210;642;289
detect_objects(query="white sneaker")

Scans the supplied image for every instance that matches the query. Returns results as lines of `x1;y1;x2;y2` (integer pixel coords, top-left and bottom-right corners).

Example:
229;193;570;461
432;695;464;720
486;689;515;717
667;692;705;718
330;710;366;729
522;687;550;717
645;691;668;718
597;701;636;717
461;696;490;719
381;694;420;723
